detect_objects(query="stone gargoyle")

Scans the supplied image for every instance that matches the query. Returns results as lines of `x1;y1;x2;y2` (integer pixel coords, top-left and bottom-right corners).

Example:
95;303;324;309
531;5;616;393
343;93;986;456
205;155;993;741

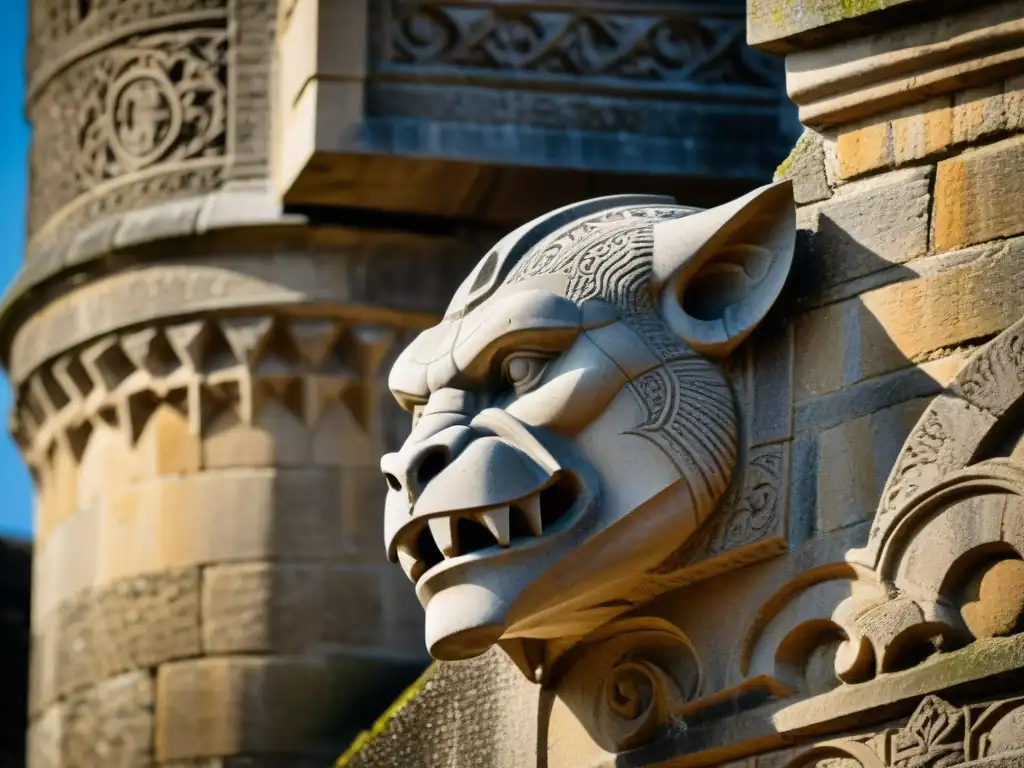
381;182;796;668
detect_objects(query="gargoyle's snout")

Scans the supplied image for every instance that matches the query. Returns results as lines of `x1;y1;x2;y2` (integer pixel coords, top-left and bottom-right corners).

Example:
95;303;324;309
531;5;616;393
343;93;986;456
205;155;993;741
381;408;584;584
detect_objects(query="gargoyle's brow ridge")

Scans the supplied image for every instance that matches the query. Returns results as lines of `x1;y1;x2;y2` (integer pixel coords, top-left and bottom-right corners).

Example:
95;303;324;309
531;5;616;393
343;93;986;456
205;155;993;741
456;194;679;318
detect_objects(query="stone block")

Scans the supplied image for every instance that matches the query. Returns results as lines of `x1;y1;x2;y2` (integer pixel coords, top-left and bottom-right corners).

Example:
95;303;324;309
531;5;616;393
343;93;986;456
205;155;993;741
63;671;154;768
859;236;1024;379
35;500;100;621
54;569;201;698
132;404;201;479
796;167;931;295
817;397;931;533
835;119;891;181
202;562;385;654
773;129;831;205
793;303;850;402
202;401;311;469
836;98;951;180
155;657;329;761
952;84;1009;146
934;134;1024;252
747;0;920;53
795;234;1024;397
96;468;345;587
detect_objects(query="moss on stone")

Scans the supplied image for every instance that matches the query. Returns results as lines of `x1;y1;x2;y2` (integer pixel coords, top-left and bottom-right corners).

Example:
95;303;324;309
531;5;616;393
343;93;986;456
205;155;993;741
749;0;910;45
335;662;439;767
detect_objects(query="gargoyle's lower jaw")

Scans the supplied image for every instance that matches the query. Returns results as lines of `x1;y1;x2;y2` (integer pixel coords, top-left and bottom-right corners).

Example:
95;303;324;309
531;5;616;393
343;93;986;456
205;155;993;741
412;481;596;662
392;471;585;585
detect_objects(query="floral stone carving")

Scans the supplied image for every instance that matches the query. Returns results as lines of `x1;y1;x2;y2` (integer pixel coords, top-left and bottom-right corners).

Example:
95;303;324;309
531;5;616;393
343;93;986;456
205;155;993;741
380;182;796;664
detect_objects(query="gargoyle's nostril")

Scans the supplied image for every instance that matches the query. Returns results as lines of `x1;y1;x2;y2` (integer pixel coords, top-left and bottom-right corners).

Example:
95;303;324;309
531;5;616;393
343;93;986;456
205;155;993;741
416;450;448;489
385;473;402;492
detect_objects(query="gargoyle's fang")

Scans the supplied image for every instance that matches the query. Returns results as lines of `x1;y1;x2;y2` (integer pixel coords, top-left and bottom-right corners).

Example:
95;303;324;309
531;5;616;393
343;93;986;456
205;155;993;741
429;517;457;558
519;495;543;537
476;507;511;547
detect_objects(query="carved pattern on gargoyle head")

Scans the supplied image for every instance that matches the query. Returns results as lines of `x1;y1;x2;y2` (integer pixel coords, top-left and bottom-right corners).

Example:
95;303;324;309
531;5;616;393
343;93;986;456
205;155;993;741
380;183;796;662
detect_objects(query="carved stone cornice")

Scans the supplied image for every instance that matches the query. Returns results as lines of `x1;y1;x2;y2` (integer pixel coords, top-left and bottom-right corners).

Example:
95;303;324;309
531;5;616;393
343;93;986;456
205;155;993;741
1;234;476;385
10;311;402;475
751;0;1024;129
274;0;797;215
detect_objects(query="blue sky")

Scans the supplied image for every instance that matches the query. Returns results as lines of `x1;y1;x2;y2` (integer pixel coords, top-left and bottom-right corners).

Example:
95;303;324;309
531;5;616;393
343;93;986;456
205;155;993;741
0;4;32;540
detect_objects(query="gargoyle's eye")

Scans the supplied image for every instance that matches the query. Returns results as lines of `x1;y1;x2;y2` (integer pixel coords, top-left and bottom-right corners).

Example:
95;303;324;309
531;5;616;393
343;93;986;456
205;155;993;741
501;353;552;394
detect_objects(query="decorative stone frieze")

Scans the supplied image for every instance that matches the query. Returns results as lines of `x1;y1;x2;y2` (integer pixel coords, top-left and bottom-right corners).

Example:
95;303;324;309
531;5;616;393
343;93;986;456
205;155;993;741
11;312;398;471
25;0;276;259
273;0;798;217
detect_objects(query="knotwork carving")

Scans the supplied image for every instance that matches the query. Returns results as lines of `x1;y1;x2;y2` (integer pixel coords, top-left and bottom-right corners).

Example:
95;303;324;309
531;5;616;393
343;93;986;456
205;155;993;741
76;32;227;181
28;28;228;239
551;618;702;753
784;694;1024;767
10;314;397;476
27;1;227;83
387;2;777;90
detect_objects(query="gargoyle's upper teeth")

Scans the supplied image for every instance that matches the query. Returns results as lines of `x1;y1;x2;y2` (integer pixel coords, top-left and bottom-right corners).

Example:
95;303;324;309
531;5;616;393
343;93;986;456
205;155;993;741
428;517;457;558
516;496;543;537
475;507;510;547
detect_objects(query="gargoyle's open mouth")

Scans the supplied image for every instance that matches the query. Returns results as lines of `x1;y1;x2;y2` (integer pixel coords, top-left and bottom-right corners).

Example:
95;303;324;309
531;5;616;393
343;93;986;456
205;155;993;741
394;473;582;583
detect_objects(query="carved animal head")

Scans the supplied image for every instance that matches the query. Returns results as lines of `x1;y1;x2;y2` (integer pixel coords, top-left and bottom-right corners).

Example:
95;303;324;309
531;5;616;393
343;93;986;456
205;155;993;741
382;183;795;663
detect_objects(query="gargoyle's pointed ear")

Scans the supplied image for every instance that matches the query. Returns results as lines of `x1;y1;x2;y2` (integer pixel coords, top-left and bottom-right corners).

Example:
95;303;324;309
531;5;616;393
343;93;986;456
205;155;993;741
651;181;795;358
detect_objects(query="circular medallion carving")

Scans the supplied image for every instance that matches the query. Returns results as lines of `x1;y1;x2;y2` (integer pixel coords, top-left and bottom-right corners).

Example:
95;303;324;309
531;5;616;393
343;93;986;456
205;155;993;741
107;69;183;169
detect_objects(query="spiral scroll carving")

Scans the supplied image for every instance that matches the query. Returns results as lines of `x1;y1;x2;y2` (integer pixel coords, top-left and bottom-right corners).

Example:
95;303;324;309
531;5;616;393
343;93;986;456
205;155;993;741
554;618;701;752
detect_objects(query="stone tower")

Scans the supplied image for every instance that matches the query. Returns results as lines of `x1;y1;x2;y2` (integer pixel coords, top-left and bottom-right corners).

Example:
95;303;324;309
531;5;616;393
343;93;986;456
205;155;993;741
3;1;796;765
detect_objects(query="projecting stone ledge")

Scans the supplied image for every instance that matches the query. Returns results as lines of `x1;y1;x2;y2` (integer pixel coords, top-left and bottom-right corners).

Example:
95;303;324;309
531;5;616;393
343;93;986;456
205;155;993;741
747;0;1004;53
273;0;798;219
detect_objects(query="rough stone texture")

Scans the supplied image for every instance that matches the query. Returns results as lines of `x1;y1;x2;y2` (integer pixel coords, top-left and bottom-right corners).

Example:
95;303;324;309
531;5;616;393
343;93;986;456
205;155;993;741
748;0;926;52
934;134;1024;252
53;568;201;702
774;129;832;204
793;166;931;297
815;396;930;533
155;657;335;762
62;672;154;768
831;76;1024;180
201;562;385;654
794;233;1024;399
836;98;951;179
338;649;540;768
